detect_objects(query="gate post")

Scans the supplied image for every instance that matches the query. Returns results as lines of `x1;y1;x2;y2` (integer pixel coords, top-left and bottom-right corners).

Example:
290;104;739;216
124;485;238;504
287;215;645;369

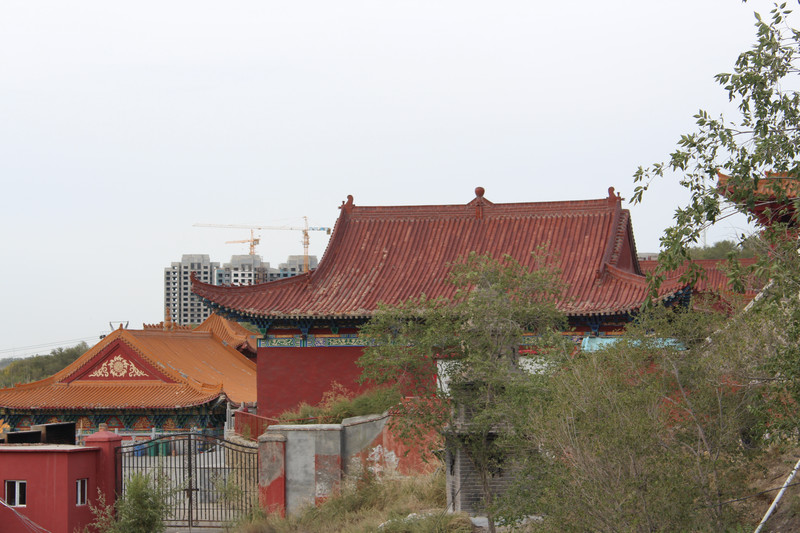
85;425;123;509
258;433;286;517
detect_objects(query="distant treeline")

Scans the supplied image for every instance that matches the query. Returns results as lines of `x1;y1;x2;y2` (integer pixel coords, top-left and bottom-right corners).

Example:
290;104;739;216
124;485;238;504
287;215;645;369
0;342;88;388
688;239;758;260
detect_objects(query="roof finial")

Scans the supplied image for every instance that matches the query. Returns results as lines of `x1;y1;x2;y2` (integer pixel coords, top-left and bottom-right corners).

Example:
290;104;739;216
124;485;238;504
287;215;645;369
340;194;354;213
607;186;622;206
474;187;486;219
164;306;173;331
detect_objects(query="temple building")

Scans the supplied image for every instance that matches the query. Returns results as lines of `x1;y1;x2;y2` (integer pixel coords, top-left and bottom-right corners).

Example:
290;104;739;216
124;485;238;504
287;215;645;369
0;316;256;437
192;186;689;418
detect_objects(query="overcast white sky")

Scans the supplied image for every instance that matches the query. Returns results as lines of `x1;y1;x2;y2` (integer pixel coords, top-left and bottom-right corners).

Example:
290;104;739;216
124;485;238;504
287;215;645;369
0;1;777;358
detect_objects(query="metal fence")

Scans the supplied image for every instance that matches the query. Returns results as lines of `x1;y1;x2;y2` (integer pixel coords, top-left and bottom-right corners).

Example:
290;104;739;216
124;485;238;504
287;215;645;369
115;433;259;528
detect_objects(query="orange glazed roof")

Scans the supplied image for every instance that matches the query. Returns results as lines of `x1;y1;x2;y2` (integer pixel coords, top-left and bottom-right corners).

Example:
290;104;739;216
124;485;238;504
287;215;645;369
193;313;259;354
193;187;686;321
0;326;256;410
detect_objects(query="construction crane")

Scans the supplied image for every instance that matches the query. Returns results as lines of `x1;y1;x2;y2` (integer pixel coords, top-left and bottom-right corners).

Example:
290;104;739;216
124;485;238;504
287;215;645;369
193;217;332;273
224;229;260;256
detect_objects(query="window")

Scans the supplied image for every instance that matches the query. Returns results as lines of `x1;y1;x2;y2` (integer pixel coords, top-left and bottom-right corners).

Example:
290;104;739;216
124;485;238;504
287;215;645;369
5;480;26;507
76;478;88;506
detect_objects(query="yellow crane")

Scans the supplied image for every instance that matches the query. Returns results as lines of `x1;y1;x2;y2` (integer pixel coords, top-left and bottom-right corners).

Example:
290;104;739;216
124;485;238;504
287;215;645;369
193;217;332;273
224;229;260;256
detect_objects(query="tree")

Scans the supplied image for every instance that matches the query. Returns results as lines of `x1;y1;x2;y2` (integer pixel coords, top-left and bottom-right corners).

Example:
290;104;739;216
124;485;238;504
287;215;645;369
358;251;569;532
522;306;765;532
632;3;800;439
687;238;758;259
633;3;800;284
0;342;88;387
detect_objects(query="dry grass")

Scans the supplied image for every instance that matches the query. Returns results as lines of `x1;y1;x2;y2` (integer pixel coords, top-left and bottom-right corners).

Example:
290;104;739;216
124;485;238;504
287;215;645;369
230;470;472;533
277;384;402;425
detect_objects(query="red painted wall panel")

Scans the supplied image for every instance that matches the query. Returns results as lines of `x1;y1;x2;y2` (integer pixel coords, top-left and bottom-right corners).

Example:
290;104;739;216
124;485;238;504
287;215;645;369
257;346;367;418
0;447;97;533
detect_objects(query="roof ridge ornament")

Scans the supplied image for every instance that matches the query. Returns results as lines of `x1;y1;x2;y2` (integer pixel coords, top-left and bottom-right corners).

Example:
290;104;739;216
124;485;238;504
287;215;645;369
340;194;355;214
164;306;174;331
608;186;622;205
475;186;485;219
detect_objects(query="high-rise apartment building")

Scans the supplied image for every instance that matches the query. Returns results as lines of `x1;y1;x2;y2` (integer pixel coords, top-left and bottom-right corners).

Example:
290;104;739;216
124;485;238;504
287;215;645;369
276;255;319;278
215;255;274;286
165;253;318;326
164;254;219;326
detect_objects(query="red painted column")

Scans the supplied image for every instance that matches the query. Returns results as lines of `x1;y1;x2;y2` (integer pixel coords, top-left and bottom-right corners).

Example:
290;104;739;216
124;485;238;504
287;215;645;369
258;433;286;517
84;424;123;509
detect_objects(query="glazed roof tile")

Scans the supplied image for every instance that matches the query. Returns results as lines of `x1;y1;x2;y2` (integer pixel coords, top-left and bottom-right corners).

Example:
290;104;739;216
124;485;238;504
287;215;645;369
639;258;761;299
193;313;259;353
0;326;256;410
193;187;686;320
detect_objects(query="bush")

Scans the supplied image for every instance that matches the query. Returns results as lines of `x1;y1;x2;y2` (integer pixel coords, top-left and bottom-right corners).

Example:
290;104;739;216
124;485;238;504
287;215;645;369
83;472;170;533
277;384;402;425
115;472;170;532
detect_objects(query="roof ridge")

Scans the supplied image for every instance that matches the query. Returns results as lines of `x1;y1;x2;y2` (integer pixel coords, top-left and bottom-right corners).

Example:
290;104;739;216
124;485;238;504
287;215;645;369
53;329;124;383
603;263;649;286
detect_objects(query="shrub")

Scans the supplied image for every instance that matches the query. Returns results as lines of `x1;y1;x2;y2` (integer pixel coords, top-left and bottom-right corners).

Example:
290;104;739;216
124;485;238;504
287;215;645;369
82;472;170;533
277;385;402;425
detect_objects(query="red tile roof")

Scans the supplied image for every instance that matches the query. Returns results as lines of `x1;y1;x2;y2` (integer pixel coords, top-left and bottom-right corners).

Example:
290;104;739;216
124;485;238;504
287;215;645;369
0;326;256;410
718;172;800;228
193;187;686;321
639;258;761;301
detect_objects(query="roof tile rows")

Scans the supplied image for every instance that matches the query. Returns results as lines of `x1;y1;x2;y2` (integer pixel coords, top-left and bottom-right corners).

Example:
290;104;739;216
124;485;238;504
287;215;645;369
639;258;761;300
193;188;686;320
0;319;256;411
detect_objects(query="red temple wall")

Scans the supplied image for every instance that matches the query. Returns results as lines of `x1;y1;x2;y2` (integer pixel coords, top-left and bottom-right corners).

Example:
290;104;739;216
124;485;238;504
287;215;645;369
257;345;368;419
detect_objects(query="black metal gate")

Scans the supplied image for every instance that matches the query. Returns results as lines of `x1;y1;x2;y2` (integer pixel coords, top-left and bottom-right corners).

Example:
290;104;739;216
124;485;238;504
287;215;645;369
116;433;259;528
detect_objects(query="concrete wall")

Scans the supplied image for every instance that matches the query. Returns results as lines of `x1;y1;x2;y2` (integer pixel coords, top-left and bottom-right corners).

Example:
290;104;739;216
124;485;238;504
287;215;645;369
445;438;514;515
258;413;437;516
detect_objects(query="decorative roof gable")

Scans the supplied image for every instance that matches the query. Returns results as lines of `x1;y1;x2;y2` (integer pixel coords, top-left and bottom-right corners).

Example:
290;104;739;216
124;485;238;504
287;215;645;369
0;326;256;410
63;339;174;383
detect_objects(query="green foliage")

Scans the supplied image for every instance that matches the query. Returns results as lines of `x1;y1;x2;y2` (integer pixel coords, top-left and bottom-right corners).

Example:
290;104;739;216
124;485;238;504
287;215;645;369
632;1;800;449
238;321;263;335
524;306;764;532
277;384;403;424
83;472;170;533
81;489;116;533
688;238;758;260
359;251;570;531
0;342;88;388
633;3;800;286
746;294;800;437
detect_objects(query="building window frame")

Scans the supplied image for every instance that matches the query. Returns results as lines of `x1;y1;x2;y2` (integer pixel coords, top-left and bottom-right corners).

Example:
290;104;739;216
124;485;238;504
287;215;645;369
76;478;88;506
5;479;27;507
